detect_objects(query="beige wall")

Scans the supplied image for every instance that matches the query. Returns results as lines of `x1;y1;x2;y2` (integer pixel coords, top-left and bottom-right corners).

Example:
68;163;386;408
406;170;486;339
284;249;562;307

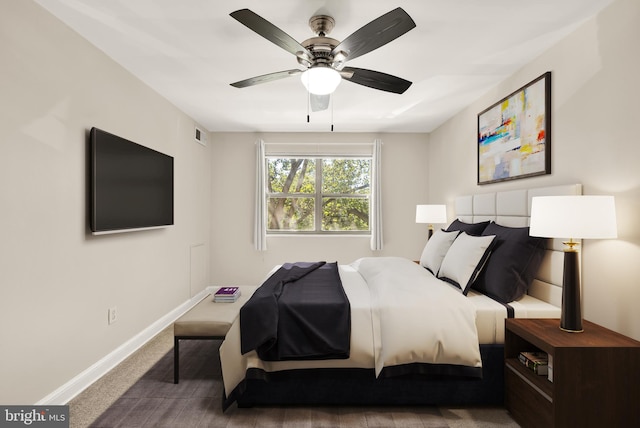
209;132;430;285
0;1;211;404
428;0;640;341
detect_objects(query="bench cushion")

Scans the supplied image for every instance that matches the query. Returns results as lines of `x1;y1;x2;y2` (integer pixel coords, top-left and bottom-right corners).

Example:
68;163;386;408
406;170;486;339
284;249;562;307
174;286;258;337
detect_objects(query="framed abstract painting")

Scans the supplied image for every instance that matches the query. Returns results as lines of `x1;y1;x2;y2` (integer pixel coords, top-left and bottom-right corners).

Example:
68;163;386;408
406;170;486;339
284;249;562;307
477;72;551;185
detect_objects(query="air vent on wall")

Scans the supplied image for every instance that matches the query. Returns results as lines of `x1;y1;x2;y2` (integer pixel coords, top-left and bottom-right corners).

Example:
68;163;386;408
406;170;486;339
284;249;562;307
194;126;207;146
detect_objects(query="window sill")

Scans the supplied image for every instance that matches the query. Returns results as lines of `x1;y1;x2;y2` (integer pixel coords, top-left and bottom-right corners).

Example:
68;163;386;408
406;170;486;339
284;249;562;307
267;234;371;238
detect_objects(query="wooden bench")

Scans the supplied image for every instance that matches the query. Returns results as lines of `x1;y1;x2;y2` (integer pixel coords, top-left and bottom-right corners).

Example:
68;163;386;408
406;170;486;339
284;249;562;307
173;286;257;383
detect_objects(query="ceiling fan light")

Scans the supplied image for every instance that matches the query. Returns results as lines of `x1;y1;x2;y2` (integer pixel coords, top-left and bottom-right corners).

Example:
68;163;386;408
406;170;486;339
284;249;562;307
300;67;341;95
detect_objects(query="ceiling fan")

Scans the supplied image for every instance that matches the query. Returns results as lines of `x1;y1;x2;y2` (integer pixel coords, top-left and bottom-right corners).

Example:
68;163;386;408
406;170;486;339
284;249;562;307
229;8;416;112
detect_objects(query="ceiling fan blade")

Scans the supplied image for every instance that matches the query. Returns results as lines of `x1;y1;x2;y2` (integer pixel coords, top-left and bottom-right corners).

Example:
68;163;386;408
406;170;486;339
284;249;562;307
230;9;313;62
332;8;415;64
341;67;412;94
310;94;330;112
230;69;301;88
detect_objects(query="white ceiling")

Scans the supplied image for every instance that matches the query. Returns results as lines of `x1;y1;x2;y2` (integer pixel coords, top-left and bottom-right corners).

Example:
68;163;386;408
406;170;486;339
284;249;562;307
35;0;612;133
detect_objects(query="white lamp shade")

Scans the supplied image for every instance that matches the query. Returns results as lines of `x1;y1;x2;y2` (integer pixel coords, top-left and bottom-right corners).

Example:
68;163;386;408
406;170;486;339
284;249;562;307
530;195;617;239
416;204;447;224
300;67;341;95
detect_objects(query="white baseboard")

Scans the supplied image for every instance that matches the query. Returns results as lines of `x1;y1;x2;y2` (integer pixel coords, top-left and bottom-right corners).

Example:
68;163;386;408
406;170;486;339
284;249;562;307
37;287;213;405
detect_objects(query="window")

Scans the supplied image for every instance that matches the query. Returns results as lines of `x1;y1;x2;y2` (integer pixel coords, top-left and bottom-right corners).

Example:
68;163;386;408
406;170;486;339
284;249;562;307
266;157;371;233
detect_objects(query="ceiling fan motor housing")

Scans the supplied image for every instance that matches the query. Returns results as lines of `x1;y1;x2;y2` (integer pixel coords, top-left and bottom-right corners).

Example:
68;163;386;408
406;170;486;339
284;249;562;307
300;36;340;67
296;15;348;70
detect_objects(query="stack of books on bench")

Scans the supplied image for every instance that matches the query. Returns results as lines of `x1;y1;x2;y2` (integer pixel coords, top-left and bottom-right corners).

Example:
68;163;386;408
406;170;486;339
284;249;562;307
518;351;549;376
213;286;241;303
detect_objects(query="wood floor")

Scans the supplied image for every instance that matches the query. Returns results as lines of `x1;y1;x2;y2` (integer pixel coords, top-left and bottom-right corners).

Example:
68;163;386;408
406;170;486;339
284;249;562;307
77;334;520;427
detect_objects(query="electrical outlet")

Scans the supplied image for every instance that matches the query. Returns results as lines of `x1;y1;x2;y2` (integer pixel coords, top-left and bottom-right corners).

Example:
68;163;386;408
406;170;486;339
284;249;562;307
108;307;118;325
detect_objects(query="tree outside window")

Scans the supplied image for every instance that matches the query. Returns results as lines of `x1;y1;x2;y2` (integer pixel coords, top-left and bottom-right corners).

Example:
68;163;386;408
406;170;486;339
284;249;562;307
267;157;370;233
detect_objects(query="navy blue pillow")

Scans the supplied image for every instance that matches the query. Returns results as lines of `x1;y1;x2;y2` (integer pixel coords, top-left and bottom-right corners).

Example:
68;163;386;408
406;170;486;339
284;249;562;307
446;219;490;236
473;222;547;303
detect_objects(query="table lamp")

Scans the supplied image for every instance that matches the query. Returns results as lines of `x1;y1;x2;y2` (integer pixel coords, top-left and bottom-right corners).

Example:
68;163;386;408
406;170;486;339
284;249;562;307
416;204;447;239
529;195;617;332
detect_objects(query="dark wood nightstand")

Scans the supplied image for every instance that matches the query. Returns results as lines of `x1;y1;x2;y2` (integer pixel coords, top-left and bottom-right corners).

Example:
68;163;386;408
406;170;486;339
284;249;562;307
505;318;640;428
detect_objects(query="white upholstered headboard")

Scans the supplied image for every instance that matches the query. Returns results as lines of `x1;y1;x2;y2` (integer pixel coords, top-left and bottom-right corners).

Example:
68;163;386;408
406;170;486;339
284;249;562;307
454;184;582;306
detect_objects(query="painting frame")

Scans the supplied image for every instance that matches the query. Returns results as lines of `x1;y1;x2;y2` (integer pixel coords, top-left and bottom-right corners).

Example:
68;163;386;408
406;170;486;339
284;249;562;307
477;72;551;185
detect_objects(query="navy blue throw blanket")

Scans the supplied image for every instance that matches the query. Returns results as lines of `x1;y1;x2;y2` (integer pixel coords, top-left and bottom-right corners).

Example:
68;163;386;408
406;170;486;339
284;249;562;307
240;261;351;361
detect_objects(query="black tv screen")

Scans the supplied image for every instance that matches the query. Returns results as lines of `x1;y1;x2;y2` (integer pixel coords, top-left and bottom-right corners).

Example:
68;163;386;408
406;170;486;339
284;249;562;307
90;127;174;234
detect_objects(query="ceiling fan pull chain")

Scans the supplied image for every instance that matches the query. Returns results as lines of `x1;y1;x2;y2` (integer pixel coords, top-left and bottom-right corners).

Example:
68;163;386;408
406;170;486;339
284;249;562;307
307;86;310;123
331;94;334;132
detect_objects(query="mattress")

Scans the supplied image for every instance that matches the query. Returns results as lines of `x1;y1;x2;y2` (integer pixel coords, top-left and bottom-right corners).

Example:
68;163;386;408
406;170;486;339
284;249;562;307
467;290;560;344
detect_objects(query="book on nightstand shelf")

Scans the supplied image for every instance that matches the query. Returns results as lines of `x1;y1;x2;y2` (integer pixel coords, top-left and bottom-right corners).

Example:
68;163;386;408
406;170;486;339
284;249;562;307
518;351;549;375
213;286;241;302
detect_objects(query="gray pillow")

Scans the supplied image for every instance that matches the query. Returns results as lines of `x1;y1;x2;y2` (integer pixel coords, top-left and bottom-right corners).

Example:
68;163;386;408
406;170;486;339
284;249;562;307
438;232;496;295
419;229;460;275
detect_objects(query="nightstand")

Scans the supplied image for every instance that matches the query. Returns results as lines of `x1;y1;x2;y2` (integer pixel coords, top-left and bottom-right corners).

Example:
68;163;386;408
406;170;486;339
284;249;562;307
504;318;640;428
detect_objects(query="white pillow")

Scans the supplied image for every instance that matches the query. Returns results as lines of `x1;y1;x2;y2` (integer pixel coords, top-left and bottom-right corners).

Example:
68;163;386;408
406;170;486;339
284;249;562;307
438;232;496;295
419;229;460;275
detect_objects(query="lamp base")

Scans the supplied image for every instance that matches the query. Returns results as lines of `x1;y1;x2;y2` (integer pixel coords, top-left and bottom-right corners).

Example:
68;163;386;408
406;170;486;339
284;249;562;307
560;250;583;332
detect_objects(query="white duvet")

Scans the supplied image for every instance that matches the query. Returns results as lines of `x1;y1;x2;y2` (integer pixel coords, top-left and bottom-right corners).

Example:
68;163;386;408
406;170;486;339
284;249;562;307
220;257;482;397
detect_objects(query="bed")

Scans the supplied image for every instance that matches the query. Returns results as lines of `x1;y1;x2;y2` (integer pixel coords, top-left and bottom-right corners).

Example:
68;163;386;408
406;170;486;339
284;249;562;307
220;184;581;409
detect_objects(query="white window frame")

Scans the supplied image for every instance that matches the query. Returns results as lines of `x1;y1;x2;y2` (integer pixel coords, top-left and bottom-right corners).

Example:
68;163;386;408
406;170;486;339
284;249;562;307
265;155;372;235
254;139;383;250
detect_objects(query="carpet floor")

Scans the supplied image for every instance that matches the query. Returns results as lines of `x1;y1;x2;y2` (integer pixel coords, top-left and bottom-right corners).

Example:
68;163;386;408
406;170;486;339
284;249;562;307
69;327;521;427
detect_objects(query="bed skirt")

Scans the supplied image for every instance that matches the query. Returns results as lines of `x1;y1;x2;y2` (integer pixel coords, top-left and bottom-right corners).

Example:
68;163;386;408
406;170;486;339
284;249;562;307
224;344;504;409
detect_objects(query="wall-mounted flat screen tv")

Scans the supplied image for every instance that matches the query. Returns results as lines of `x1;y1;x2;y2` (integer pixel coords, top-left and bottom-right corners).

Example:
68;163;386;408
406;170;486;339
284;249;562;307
90;127;174;234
